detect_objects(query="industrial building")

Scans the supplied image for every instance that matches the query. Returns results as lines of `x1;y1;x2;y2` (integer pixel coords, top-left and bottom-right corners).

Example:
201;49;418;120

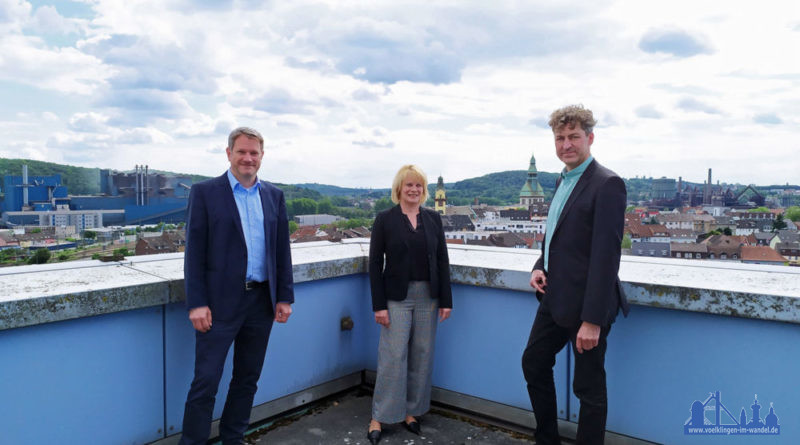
2;165;193;228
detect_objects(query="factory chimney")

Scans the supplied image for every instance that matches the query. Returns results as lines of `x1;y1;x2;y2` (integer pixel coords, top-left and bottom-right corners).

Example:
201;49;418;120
136;165;142;206
22;165;29;207
703;168;712;205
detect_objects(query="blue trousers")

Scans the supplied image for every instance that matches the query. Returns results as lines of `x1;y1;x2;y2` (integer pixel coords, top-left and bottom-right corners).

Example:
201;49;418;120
179;288;274;445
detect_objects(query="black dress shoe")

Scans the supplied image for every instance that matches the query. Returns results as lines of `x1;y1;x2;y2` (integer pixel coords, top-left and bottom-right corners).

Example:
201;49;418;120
367;428;382;444
403;419;421;435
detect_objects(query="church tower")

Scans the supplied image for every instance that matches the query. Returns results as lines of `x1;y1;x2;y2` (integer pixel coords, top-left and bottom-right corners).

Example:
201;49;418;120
434;176;446;215
519;152;545;207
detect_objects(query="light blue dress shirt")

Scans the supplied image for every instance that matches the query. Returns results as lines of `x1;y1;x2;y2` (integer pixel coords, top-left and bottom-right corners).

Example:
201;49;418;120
227;169;267;282
543;156;594;271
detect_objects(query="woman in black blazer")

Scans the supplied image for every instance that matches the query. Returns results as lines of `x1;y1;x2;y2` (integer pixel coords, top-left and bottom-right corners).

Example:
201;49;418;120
366;165;453;444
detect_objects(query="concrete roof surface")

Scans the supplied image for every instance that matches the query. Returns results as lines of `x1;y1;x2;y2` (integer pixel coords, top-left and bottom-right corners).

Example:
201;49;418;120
238;391;535;445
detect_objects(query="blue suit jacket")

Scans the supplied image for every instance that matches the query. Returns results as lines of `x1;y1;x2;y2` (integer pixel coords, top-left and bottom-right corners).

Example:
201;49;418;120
533;160;629;328
183;172;294;321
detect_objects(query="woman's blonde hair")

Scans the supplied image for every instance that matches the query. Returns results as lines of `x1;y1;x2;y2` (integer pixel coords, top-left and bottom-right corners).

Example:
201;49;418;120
390;164;429;204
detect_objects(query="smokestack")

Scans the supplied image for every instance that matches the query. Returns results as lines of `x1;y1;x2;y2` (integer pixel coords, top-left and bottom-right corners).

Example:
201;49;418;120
136;165;141;206
145;165;149;205
134;165;138;206
22;165;29;207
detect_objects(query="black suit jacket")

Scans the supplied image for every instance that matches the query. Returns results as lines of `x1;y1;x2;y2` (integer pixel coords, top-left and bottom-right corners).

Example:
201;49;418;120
183;172;294;321
369;205;453;311
533;160;629;328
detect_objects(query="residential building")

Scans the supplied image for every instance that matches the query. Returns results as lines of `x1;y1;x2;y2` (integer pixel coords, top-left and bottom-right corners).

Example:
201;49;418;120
656;213;695;230
499;209;530;221
631;241;670;257
3;207;106;231
710;215;736;232
753;232;776;246
474;217;543;234
466;232;528;249
441;214;475;232
769;230;800;249
667;229;697;244
702;235;744;260
735;219;773;236
775;242;800;262
732;209;775;220
740;246;788;265
670;242;708;259
625;224;670;243
135;231;186;256
518;233;544;249
445;230;505;243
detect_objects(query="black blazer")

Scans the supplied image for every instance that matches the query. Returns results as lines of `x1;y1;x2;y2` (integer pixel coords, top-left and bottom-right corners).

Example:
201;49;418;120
369;205;453;311
533;160;629;328
184;173;295;321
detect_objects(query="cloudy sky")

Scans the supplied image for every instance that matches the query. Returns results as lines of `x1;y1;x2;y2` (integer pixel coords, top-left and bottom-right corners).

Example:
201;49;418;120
1;0;798;188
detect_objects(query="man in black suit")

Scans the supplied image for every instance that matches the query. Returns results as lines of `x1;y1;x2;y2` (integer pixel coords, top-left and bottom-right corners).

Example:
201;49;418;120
179;127;294;445
522;105;629;445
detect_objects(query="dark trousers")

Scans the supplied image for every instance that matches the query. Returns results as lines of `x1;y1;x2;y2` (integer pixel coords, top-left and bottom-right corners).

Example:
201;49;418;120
179;288;274;445
521;305;610;445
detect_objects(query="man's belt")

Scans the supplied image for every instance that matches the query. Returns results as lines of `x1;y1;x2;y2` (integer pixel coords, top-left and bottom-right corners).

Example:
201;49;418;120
245;280;269;291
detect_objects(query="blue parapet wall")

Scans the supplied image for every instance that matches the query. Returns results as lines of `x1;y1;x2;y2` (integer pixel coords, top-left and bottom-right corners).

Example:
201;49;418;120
0;275;372;444
0;244;798;444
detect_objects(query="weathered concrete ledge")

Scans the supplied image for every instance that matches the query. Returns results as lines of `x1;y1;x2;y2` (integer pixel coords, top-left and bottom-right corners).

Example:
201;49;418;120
1;239;798;330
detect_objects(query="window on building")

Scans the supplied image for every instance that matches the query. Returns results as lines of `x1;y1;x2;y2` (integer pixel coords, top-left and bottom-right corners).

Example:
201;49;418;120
695;253;701;258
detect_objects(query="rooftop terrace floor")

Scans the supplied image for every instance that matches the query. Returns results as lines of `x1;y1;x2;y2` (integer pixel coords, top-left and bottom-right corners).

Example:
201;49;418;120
231;388;544;445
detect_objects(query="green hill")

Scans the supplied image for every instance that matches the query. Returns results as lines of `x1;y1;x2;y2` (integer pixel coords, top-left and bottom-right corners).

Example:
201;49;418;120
294;183;389;198
438;170;561;205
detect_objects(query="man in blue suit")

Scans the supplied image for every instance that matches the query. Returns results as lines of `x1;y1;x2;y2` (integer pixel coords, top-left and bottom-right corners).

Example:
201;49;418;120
179;127;294;445
522;105;629;445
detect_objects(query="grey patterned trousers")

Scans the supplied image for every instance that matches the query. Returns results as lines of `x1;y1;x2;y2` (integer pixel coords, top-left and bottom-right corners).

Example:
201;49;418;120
372;281;439;423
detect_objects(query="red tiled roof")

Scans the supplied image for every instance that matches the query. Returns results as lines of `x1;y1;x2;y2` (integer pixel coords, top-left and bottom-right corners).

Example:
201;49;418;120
740;246;787;263
290;224;321;240
670;242;707;253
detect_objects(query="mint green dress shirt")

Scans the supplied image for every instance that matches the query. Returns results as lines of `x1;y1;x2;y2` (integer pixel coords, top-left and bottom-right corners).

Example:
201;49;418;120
543;156;594;271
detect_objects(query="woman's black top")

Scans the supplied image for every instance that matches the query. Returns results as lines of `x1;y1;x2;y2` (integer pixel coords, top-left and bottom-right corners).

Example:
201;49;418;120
403;212;431;281
368;205;453;311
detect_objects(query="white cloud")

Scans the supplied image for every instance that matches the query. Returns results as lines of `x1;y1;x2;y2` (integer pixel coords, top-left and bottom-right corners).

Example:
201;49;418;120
0;34;110;94
29;5;86;35
0;0;798;186
0;0;31;30
69;112;109;132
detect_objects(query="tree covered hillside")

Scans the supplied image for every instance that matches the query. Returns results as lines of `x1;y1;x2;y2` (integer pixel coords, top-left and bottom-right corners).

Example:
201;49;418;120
434;170;560;206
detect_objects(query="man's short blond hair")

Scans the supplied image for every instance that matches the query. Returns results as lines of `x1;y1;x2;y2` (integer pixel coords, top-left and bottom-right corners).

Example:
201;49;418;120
390;165;429;204
228;127;264;151
548;104;597;135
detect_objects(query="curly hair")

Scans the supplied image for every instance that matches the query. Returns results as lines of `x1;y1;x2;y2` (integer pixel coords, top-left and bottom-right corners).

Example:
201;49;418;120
548;104;597;135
